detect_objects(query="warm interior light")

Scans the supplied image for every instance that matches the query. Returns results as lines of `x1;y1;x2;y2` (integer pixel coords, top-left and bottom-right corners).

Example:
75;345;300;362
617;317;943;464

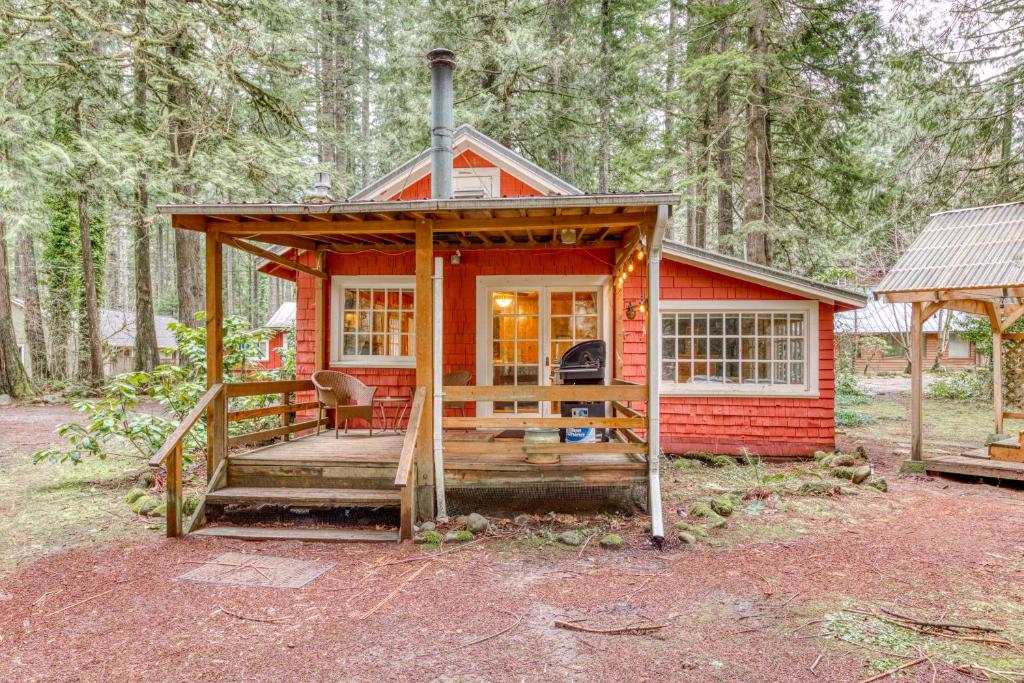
494;293;514;309
636;249;645;260
627;262;634;273
638;302;646;314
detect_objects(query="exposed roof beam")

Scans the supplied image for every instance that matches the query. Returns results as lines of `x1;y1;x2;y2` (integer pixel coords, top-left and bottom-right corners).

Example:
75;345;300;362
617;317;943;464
220;235;327;280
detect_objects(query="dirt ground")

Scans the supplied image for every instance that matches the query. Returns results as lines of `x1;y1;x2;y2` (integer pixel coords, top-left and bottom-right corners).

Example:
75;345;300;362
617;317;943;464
2;398;1023;682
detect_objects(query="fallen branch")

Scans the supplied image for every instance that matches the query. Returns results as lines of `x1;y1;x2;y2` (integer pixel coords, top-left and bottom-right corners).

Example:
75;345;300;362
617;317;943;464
456;613;524;649
878;607;1000;634
216;606;291;623
374;538;485;567
810;652;823;673
43;588;116;618
554;619;667;635
856;656;928;683
358;561;431;620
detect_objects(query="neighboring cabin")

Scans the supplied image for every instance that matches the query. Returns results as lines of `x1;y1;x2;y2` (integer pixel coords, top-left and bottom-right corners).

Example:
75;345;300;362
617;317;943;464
258;301;295;371
835;299;980;374
10;298;177;379
257;124;866;457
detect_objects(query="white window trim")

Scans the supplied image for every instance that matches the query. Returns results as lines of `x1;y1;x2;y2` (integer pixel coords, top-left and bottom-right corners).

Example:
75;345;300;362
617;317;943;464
453;167;500;198
474;275;612;418
658;299;819;399
330;275;416;369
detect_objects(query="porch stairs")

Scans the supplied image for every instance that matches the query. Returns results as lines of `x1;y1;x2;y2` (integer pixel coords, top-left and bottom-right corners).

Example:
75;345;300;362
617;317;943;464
989;433;1024;463
191;450;405;543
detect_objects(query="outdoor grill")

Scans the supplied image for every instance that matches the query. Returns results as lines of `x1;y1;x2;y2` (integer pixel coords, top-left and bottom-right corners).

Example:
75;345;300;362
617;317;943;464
552;340;608;442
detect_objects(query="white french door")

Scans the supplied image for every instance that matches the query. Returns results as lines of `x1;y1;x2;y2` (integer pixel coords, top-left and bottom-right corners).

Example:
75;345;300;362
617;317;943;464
476;276;609;419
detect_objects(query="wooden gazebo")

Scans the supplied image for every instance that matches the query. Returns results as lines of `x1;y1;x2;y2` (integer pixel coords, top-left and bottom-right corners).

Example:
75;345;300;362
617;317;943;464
875;202;1024;480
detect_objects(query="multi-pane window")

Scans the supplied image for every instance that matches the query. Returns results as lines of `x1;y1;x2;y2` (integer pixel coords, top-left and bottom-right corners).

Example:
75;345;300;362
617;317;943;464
340;286;415;359
661;310;811;390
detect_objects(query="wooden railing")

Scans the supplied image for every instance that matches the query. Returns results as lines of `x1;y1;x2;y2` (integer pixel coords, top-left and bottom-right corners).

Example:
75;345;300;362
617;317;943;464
149;383;225;538
149;379;322;538
395;385;428;541
440;382;649;454
225;379;323;447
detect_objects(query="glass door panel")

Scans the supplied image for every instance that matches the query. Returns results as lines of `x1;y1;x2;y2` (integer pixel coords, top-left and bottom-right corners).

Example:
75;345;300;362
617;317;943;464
549;289;601;413
491;290;540;414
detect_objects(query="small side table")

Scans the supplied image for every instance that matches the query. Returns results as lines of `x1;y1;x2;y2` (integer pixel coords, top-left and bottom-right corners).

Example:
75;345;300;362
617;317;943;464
374;396;411;434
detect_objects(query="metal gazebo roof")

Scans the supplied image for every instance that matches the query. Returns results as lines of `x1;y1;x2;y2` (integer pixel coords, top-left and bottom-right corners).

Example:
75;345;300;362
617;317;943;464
876;202;1024;296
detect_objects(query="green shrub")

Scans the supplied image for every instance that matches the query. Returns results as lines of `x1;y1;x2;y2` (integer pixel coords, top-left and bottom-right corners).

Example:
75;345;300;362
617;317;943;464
925;369;993;403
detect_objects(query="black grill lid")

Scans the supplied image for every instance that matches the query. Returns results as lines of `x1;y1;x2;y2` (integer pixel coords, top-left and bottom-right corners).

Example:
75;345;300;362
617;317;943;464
558;339;606;370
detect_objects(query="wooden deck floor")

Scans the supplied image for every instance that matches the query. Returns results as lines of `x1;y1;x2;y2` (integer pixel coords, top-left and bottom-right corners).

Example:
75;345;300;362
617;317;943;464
924;449;1024;482
229;430;647;488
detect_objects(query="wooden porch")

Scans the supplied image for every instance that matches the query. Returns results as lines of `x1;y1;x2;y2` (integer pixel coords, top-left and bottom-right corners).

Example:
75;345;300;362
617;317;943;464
152;194;675;542
150;379;651;542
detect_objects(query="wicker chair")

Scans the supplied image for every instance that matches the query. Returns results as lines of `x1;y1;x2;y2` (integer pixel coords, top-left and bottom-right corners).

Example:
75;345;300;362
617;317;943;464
442;370;472;418
311;371;378;438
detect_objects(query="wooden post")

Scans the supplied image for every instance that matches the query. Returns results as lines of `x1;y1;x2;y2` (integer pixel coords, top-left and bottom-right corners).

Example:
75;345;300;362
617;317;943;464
166;443;183;538
282;391;293;441
314;250;328;372
910;301;924;461
205;232;225;482
994;329;1004;435
415;220;435;521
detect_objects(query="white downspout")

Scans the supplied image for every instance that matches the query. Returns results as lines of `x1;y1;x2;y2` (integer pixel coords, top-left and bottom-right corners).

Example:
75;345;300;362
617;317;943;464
646;205;668;546
432;256;448;520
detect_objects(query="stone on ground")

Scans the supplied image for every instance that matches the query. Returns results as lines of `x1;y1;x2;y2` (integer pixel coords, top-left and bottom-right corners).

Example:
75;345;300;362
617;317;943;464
420;521;435;532
798;481;839;496
710;495;735;517
125;488;146;504
678;531;698;544
466;513;489;533
513;514;532;526
867;478;888;492
445;530;474;543
599;533;624;549
830;453;855;467
557;530;586;546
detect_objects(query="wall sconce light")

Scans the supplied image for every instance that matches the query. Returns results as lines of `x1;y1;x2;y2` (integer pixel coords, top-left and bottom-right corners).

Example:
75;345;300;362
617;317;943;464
494;292;514;309
625;298;647;320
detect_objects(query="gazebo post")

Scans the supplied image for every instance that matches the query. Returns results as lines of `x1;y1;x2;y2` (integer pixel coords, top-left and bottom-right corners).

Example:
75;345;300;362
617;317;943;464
994;328;1004;435
910;301;924;461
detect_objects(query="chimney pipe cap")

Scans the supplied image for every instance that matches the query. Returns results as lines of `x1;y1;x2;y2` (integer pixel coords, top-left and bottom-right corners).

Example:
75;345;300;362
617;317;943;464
427;48;456;68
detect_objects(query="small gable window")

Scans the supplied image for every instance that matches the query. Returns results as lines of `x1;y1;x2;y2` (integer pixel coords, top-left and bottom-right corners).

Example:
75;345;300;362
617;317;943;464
452;167;499;198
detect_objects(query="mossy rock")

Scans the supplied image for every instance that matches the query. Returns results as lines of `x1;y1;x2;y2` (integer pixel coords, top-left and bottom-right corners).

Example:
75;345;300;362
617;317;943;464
672;458;695;470
673;521;708;538
136;471;155;488
557;530;587;547
678;531;698;545
710;495;736;517
798;481;840;496
713;455;738;468
124;488;146;505
151;503;167;517
830;453;856;467
867;477;888;493
899;460;927;474
130;495;161;515
852;446;867;460
832;465;871;484
466;513;489;533
445;530;474;543
813;450;832;462
689;502;726;528
416;529;444;545
599;533;624;549
183;495;200;517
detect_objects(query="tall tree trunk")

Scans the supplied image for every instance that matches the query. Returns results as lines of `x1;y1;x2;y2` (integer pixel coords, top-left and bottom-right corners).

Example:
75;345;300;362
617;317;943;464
15;229;48;380
715;0;734;253
686;0;710;248
741;0;772;265
132;8;160;372
597;0;613;193
664;0;681;240
0;217;34;397
76;194;104;381
319;0;350;187
168;34;204;325
360;19;371;187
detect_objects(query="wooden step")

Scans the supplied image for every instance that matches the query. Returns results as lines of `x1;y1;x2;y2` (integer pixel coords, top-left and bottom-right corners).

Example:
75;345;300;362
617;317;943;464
989;437;1024;463
192;526;399;542
205;486;400;508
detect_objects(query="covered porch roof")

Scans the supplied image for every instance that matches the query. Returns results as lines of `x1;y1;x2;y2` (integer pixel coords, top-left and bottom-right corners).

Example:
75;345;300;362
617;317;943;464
157;192;680;253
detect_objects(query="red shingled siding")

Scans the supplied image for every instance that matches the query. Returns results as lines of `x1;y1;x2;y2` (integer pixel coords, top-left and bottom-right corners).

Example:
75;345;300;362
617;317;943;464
620;259;835;457
294;247;615;428
257;331;286;371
